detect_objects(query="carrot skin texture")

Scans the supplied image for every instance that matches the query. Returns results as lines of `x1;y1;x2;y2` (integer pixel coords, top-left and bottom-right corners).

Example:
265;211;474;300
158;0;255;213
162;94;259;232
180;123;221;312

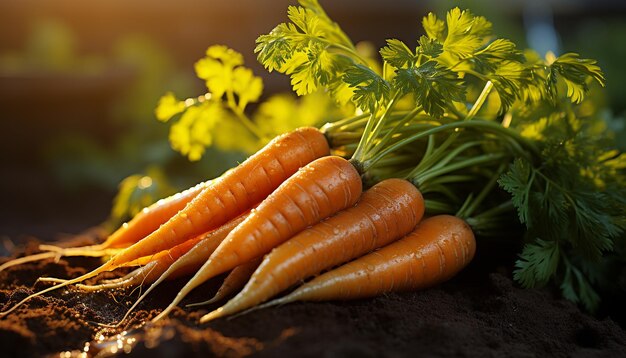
153;155;362;322
277;215;475;303
210;178;424;318
108;127;329;267
206;155;363;276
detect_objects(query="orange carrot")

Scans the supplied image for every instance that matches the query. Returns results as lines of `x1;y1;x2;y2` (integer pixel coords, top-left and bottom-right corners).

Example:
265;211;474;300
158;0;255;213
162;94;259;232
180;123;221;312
216;215;475;321
187;257;263;307
152;155;362;322
0;181;209;274
202;178;425;320
107;214;248;327
0;127;328;317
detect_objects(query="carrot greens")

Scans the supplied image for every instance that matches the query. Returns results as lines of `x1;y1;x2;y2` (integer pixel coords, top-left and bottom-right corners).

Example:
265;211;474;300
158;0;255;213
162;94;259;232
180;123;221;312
254;0;625;311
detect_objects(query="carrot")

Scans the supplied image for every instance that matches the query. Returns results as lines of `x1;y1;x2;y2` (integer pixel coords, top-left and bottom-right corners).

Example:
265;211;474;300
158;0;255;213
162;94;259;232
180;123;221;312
0;181;208;274
201;178;425;320
152;155;362;322
216;215;475;322
187;257;263;307
105;214;247;327
0;127;328;317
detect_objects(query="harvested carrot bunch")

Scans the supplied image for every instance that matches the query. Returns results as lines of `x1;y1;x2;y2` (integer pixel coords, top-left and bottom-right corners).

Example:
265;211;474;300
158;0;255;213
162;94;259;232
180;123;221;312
1;0;625;326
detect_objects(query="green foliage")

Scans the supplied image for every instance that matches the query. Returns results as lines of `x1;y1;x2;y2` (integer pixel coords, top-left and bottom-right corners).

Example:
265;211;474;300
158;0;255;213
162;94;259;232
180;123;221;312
546;53;605;104
342;64;390;113
393;61;465;118
255;0;357;99
379;39;416;69
194;45;263;109
500;112;626;310
514;239;559;287
561;259;601;312
498;159;533;225
256;0;378;110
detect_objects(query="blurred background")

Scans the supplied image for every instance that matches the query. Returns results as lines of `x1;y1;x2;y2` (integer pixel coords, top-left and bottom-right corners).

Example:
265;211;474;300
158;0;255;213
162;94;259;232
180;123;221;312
0;0;625;243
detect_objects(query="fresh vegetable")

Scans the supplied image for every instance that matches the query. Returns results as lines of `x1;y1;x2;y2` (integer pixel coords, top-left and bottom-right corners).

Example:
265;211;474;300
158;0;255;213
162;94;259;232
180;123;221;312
152;154;362;322
220;214;474;321
204;178;424;320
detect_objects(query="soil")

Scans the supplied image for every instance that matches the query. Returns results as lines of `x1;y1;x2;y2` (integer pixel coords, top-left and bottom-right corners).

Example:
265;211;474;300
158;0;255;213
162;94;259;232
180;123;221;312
1;232;626;358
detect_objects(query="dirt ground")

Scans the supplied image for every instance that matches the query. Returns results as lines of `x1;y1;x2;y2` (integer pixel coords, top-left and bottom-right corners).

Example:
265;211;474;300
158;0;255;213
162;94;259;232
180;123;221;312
1;232;625;358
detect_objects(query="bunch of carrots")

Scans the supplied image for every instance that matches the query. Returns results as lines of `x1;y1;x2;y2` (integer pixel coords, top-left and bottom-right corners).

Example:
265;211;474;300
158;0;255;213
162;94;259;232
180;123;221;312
0;126;477;324
1;0;624;325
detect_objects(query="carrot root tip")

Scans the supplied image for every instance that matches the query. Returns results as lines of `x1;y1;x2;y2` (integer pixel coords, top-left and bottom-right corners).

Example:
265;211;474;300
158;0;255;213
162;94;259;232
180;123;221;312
199;308;224;323
36;277;68;284
186;296;219;308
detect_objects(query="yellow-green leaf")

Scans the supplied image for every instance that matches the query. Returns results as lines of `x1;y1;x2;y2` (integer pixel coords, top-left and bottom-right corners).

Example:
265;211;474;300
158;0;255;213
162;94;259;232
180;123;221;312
168;102;221;161
233;67;264;108
206;44;244;67
155;92;185;122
